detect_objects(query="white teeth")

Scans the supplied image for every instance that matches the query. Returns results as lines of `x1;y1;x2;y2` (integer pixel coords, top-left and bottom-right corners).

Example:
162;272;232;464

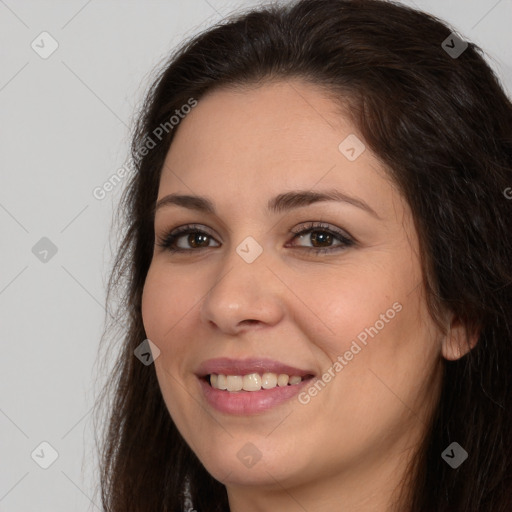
277;374;289;386
261;372;277;389
242;373;261;391
217;374;227;390
209;372;304;391
226;375;243;391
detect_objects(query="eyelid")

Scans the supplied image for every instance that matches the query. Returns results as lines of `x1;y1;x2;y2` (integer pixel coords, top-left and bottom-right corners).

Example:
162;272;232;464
289;221;354;241
155;223;220;248
155;221;357;256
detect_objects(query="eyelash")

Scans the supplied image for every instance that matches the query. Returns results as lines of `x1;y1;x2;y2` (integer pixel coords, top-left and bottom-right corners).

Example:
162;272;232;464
155;222;355;255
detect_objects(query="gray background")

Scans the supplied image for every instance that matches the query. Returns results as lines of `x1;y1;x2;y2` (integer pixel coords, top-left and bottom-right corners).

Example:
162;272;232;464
1;0;511;510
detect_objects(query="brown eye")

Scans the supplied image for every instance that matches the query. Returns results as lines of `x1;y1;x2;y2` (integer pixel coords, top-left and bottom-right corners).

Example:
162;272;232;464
156;222;355;255
156;224;219;252
288;222;355;254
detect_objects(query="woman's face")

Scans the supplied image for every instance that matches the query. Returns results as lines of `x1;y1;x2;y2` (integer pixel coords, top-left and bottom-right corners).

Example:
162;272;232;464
141;80;445;494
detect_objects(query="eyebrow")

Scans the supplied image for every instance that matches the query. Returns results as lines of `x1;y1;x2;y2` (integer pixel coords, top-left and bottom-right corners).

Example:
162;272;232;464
155;189;380;219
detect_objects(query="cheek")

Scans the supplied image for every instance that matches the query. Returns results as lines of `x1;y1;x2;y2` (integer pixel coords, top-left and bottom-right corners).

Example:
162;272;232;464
141;266;201;431
141;265;203;402
284;259;410;364
141;264;190;342
288;252;433;418
316;284;439;426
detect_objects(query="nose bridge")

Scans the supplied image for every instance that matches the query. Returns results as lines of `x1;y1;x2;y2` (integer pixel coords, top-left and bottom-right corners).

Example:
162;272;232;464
200;235;284;332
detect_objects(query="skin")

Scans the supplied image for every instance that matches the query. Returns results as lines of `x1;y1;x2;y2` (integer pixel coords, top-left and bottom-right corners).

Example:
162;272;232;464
141;79;474;512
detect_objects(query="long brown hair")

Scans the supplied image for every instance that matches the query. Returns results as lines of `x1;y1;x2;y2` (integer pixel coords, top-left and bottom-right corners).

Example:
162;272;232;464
93;1;512;510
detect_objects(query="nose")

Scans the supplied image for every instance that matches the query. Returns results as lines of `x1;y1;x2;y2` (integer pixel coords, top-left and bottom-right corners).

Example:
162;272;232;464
199;244;286;336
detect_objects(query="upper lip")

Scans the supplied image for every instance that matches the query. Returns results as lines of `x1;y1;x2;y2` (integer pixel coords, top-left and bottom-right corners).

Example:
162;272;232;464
196;357;315;378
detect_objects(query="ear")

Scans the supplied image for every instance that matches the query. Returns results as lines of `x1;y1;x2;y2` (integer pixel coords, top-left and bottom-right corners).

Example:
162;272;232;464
441;314;480;361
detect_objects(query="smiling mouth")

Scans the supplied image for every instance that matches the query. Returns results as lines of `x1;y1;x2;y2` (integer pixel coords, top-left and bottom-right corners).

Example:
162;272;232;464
204;372;315;392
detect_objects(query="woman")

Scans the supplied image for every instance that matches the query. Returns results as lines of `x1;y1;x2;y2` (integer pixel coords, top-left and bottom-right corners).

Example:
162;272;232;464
94;0;512;510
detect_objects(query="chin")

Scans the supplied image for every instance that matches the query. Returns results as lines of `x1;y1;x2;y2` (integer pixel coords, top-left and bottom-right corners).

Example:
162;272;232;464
212;462;295;488
196;443;307;489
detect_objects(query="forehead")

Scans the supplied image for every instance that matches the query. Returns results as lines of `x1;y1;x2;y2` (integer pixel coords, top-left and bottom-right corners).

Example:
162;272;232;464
164;80;353;170
158;79;398;219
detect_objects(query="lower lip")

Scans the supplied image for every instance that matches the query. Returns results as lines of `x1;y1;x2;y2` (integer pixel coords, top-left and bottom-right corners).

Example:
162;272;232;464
198;377;312;415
